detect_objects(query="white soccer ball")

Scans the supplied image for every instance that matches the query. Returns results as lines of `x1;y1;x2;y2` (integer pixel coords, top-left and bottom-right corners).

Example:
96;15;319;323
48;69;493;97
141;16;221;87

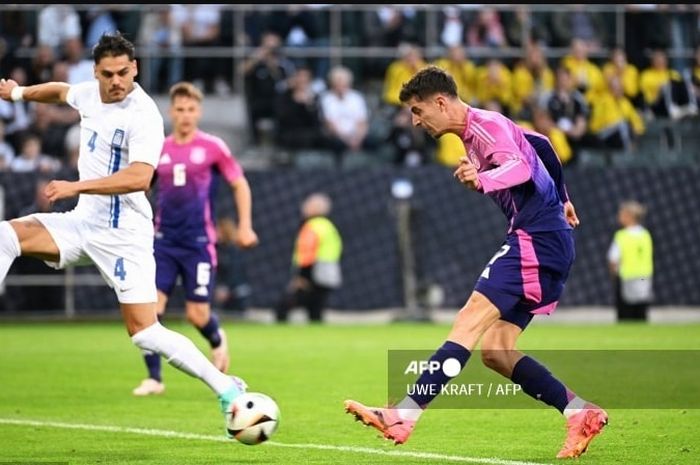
226;392;280;445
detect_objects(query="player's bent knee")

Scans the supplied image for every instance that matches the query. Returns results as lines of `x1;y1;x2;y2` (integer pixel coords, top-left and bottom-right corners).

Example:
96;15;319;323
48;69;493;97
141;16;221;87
131;322;161;351
7;218;60;260
453;294;501;332
185;301;210;327
481;349;511;375
121;303;158;336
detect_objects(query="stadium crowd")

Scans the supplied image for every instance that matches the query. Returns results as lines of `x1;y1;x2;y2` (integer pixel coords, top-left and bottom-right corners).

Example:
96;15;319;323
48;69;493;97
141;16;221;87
1;5;700;173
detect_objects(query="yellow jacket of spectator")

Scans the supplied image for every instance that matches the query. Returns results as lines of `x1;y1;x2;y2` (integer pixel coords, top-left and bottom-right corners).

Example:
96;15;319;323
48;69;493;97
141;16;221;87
561;55;605;102
510;63;554;114
433;58;477;104
639;68;682;105
293;216;343;267
293;216;343;288
613;227;653;280
545;127;573;165
589;91;645;136
475;63;512;108
602;62;640;100
436;133;467;167
383;60;427;106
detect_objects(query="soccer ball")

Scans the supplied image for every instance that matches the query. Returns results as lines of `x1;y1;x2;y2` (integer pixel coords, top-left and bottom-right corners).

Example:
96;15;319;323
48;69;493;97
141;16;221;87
226;392;280;445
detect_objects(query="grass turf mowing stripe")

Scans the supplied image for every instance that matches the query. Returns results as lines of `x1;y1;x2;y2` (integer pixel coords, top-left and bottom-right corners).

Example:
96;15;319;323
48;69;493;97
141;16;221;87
0;418;552;465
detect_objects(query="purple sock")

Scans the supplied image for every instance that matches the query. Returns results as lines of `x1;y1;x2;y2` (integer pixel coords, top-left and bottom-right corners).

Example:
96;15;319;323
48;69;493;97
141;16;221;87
197;313;222;348
143;315;164;382
144;352;162;382
409;341;471;408
510;356;573;413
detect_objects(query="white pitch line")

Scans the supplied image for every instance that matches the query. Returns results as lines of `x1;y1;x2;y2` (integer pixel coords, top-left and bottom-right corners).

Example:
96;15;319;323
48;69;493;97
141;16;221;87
0;418;552;465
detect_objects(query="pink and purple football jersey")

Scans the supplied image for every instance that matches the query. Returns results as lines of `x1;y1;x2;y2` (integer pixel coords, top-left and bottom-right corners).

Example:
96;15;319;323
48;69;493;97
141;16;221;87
462;107;575;326
461;106;571;234
155;130;242;249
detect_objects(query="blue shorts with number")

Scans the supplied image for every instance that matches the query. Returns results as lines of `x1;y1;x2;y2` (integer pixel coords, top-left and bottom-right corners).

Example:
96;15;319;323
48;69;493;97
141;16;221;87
155;238;217;303
474;229;575;330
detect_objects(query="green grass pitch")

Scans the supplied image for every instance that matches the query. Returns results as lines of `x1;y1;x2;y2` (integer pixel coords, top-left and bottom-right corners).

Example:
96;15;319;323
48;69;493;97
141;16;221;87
1;320;698;464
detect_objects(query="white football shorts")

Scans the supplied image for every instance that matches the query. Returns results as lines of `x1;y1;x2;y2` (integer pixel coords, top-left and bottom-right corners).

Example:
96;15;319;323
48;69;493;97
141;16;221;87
31;210;157;304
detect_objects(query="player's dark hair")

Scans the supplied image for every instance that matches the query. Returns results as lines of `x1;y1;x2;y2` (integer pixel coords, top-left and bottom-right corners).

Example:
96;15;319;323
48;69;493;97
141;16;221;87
92;31;135;64
399;66;458;103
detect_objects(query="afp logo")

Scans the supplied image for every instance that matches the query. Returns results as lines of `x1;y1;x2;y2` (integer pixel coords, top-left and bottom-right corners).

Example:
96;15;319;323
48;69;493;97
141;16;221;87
404;358;462;377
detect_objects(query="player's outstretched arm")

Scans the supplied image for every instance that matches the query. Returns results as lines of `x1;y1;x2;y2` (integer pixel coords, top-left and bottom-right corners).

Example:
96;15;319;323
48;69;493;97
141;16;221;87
44;162;155;202
229;177;259;248
0;78;70;104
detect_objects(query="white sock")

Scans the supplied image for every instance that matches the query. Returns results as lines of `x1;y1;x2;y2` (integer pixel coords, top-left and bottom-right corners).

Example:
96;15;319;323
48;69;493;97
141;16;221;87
563;396;587;419
0;222;21;285
396;396;423;421
131;322;234;395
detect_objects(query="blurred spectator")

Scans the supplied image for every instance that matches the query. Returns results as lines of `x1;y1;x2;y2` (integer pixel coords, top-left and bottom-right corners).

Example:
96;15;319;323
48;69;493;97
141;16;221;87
266;5;330;83
0;67;32;149
502;6;552;47
550;4;610;50
588;76;645;152
27;45;56;86
432;45;477;105
366;6;422;48
9;133;61;174
474;58;513;115
439;6;466;48
63;38;93;85
510;43;555;119
138;6;185;93
560;38;606;102
466;8;507;48
0;10;35;73
0;120;15;171
11;176;66;312
624;5;672;69
387;106;435;167
607;200;654;322
518;106;573;165
242;31;295;145
640;48;698;120
267;4;320;47
274;192;343;323
242;10;268;48
36;5;81;54
363;8;423;80
110;6;143;42
51;61;70;84
382;43;427;107
27;64;80;160
667;6;698;71
547;66;590;159
319;66;371;167
84;7;118;50
174;5;227;94
530;106;573;165
602;47;641;107
63;123;81;171
274;65;324;152
691;45;700;109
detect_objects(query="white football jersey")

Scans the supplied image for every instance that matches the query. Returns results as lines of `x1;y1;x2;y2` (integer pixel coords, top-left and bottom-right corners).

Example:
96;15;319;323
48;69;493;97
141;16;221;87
66;80;164;230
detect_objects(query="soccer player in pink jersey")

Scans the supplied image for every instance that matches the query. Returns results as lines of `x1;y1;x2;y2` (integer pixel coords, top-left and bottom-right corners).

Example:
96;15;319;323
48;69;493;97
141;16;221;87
132;81;259;396
345;66;607;459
